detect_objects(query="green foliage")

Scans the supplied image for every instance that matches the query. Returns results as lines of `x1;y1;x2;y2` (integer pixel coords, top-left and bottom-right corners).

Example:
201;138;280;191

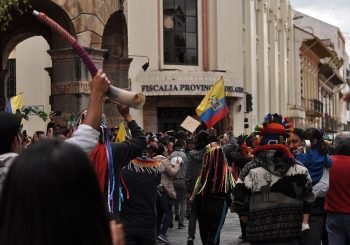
67;112;82;128
16;106;48;122
0;0;30;31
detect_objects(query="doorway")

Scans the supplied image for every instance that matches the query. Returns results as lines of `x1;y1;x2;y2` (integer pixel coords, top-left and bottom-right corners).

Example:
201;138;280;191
158;107;197;132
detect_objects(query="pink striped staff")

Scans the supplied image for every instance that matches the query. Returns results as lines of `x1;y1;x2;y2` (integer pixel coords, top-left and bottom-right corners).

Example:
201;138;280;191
33;10;145;109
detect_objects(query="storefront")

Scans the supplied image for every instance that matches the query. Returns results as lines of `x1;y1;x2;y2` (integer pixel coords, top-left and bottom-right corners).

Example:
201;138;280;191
134;71;245;135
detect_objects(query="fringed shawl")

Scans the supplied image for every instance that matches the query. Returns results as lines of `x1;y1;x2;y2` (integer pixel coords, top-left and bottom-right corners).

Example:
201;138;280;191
192;144;236;198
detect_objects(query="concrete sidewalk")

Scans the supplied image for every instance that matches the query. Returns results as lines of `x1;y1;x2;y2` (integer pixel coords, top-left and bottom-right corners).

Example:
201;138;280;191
158;212;249;245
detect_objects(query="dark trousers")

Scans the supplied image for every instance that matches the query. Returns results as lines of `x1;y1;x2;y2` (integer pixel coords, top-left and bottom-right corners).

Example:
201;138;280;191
239;218;247;238
156;191;173;235
188;199;197;240
195;196;228;245
302;215;324;245
251;241;301;245
124;227;156;245
174;180;187;225
322;213;328;245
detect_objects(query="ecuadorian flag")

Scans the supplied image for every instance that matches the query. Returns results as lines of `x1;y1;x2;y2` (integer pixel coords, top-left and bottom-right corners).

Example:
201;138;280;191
5;94;23;114
196;78;228;128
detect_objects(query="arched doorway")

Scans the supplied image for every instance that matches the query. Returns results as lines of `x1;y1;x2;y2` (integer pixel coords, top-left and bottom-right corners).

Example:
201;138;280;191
7;36;51;136
0;0;126;128
0;0;75;118
102;10;132;126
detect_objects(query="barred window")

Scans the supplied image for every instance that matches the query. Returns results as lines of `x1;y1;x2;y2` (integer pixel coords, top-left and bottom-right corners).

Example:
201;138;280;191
6;59;16;98
163;0;198;65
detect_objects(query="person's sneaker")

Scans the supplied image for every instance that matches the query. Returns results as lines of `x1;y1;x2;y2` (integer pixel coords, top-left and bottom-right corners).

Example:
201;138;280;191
157;234;170;244
178;223;185;229
175;215;179;221
301;223;310;231
187;238;194;245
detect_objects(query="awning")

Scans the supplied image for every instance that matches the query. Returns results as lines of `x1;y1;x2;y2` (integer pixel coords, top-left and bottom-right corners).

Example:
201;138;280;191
319;63;345;86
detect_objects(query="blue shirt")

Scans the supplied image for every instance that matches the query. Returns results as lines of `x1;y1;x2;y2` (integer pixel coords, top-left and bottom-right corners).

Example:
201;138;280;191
296;149;332;184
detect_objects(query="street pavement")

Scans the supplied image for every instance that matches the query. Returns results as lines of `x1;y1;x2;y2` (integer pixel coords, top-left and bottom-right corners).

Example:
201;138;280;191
157;212;249;245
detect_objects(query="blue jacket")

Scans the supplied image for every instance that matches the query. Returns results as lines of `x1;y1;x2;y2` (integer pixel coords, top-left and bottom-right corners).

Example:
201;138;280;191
296;149;332;184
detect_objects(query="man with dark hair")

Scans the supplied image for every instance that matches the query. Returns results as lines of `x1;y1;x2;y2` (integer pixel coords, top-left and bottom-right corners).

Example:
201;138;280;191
288;128;304;155
185;130;212;245
119;145;163;244
325;132;350;244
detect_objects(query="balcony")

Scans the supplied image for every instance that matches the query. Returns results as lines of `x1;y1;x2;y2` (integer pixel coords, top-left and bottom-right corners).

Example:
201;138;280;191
302;99;323;117
322;115;338;133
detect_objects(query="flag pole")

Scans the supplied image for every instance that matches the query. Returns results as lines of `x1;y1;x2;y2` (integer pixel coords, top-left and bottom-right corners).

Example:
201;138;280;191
222;76;231;129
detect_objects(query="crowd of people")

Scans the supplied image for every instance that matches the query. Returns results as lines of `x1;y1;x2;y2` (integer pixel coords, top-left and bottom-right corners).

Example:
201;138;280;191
0;70;350;245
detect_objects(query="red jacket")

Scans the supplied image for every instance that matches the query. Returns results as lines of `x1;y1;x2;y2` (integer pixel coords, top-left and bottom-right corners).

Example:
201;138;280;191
325;155;350;213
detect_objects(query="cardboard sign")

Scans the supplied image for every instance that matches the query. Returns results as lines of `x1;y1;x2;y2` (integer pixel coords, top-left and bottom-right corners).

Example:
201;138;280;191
180;116;201;133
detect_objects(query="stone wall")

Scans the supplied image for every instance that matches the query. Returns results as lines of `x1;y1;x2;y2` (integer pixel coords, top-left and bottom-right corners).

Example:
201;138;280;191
51;0;121;48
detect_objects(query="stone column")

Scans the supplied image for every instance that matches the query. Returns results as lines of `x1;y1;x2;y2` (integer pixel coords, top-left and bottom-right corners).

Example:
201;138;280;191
47;47;106;127
0;70;8;110
103;56;132;127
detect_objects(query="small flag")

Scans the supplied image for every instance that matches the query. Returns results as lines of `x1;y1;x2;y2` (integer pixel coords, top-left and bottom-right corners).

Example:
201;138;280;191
6;94;23;114
196;77;228;128
116;121;126;142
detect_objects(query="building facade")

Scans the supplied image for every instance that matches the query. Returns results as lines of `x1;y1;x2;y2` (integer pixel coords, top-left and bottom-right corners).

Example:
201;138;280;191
126;0;245;135
242;0;294;130
127;0;294;134
0;0;301;136
293;11;349;132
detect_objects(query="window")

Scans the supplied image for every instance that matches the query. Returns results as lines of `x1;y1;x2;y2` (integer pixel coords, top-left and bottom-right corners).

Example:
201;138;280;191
6;59;16;98
163;0;198;65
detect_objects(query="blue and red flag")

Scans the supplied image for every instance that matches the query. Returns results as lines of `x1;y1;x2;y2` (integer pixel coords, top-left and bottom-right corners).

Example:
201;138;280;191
196;78;228;128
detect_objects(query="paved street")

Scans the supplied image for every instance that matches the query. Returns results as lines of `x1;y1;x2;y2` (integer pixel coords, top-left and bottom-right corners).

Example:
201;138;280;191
158;212;248;245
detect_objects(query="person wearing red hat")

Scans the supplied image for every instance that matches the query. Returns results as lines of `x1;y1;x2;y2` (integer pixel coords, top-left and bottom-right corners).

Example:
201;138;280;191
234;113;315;245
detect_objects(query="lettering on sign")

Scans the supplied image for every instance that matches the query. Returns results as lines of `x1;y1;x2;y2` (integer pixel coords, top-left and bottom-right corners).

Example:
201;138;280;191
141;84;244;93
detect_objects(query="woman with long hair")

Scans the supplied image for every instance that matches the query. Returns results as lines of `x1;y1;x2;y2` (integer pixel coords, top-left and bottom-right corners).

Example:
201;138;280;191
0;139;120;245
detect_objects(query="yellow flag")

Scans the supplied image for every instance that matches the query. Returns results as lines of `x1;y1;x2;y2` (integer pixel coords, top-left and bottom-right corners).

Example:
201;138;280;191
195;77;228;128
6;94;23;114
116;121;126;142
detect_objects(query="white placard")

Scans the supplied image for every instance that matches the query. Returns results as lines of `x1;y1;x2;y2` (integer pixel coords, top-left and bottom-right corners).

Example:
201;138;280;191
180;116;201;133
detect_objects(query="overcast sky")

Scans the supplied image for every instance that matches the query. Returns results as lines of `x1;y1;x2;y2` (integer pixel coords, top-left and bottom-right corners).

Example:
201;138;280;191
290;0;350;54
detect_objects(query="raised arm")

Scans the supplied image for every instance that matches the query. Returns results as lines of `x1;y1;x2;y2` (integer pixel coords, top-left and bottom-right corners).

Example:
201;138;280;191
66;70;110;152
110;105;147;167
83;70;111;130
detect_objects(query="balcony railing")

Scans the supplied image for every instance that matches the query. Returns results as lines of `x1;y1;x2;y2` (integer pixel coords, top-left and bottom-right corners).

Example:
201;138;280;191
322;115;338;133
302;99;323;117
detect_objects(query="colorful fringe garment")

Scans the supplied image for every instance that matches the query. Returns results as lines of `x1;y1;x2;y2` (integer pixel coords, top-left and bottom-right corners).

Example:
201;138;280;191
89;123;116;213
127;157;163;175
192;144;236;198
